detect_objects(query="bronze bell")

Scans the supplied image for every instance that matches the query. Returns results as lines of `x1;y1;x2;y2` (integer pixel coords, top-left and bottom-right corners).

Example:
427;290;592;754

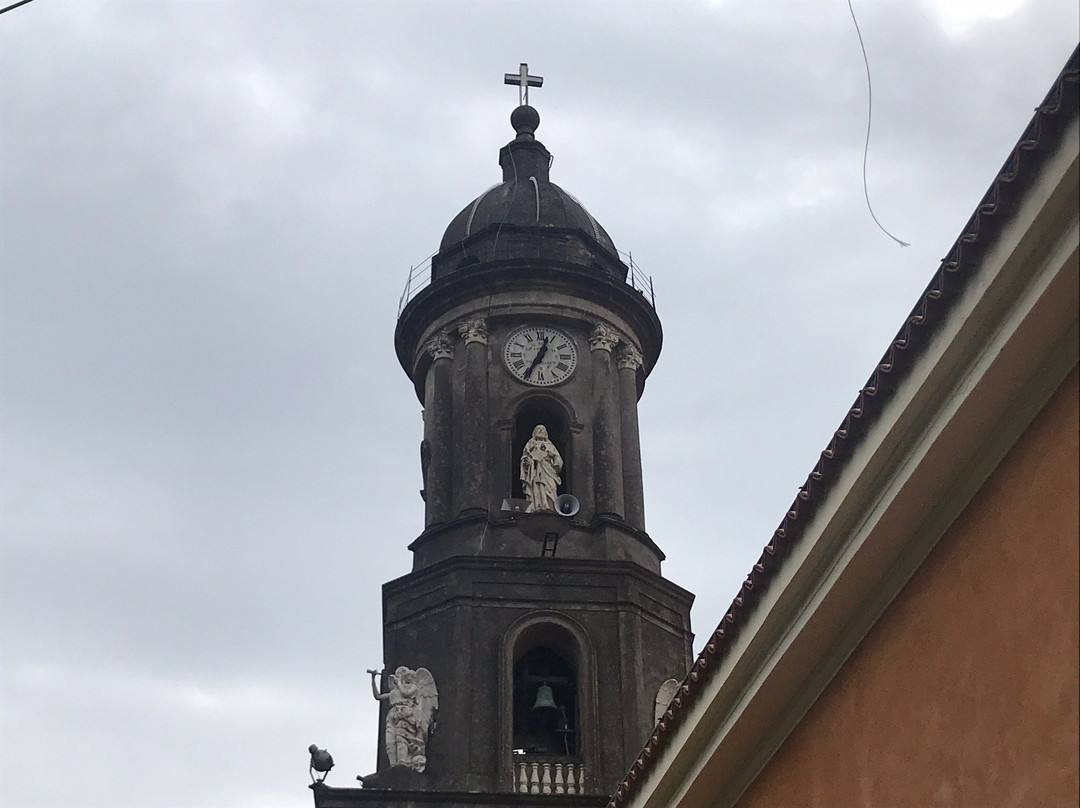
532;683;558;712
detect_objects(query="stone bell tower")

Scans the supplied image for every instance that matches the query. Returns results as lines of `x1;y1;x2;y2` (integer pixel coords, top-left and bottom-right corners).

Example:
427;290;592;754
314;67;693;807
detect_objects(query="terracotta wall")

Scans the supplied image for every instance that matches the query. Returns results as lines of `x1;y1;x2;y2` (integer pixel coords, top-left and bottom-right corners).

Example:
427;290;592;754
737;367;1079;808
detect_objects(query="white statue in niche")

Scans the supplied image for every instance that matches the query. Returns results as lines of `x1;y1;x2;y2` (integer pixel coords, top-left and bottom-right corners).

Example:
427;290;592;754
654;678;680;725
368;666;439;772
520;425;563;512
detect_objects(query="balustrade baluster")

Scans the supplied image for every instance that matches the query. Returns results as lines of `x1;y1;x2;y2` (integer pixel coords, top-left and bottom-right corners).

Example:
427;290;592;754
507;757;589;797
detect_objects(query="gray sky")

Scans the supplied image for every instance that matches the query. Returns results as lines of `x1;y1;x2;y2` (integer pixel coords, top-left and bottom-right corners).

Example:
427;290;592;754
2;1;1076;806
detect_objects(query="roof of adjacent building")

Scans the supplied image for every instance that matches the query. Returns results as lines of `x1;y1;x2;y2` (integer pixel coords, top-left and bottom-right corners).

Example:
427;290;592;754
608;42;1079;808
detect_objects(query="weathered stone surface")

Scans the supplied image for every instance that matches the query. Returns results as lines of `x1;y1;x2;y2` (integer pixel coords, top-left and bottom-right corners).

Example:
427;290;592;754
357;112;694;806
371;557;693;795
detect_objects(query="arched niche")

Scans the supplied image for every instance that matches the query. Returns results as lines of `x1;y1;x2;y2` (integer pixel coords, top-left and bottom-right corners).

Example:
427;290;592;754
512;645;577;756
498;611;597;789
510;394;576;500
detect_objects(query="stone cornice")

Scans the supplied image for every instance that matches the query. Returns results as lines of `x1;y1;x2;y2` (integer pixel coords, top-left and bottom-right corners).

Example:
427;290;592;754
395;262;662;395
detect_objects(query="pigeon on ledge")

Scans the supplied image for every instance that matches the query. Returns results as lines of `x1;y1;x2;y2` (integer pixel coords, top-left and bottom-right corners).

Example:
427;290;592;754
308;744;334;785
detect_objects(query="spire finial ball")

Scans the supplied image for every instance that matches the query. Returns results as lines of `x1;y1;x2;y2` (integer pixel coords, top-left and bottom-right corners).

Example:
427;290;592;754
510;104;540;140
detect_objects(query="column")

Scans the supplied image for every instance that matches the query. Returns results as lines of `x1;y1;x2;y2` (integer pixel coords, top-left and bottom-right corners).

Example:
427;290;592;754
590;323;624;518
457;318;488;515
616;342;645;530
423;331;455;526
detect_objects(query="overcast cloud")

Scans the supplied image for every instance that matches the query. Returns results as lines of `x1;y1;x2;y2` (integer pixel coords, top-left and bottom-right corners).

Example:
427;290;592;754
2;2;1077;806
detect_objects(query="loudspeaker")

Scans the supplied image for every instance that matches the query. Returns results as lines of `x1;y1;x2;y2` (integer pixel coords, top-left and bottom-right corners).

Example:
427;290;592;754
553;494;580;517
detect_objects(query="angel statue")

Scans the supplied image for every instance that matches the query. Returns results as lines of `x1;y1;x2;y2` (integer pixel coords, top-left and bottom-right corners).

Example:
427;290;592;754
369;666;439;772
520;424;563;512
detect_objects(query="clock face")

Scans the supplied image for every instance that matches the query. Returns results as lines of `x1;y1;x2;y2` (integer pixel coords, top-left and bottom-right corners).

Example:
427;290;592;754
504;325;578;387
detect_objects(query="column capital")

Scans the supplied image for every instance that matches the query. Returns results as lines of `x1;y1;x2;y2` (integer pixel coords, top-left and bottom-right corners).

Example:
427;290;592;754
424;331;455;361
616;342;643;371
589;323;621;353
457;318;489;346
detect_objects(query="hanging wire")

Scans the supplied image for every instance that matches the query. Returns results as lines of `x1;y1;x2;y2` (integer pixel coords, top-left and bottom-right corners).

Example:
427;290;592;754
0;0;36;14
848;0;910;247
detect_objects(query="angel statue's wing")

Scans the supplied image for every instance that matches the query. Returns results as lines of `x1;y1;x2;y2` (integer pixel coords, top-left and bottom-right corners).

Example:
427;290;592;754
653;678;680;725
415;668;439;735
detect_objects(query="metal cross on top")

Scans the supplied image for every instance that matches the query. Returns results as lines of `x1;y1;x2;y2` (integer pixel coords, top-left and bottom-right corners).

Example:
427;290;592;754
504;63;543;106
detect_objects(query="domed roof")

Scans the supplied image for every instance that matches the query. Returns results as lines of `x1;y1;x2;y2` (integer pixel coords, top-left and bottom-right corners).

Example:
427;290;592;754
440;179;617;255
438;106;617;258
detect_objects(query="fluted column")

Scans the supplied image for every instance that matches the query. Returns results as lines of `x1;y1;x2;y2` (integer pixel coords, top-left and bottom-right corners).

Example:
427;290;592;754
423;331;455;526
616;342;645;530
457;318;488;515
590;323;624;518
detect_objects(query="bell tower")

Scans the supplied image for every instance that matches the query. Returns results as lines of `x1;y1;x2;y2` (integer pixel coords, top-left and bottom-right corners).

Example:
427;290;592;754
317;68;694;806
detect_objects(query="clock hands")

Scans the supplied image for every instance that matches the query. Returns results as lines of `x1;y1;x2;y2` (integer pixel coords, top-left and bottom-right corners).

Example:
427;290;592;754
523;337;549;379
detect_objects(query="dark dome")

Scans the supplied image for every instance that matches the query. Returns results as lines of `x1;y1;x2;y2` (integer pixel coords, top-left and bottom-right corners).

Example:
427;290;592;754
438;105;617;258
440;178;617;256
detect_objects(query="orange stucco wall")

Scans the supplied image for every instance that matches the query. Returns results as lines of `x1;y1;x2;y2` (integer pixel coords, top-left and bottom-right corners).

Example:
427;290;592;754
737;367;1079;808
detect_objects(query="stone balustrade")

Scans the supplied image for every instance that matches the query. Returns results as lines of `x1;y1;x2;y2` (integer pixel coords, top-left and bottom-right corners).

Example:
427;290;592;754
514;757;586;795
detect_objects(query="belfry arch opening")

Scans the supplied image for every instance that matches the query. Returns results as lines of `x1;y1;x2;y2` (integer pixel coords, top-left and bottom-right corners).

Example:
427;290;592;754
511;630;579;757
511;399;570;500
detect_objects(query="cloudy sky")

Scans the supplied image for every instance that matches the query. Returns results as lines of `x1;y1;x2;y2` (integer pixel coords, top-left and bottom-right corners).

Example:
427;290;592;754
2;1;1076;806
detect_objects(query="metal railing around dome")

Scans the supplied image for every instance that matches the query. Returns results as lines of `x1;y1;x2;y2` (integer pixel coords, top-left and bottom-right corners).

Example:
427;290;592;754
623;251;657;310
396;249;655;318
396;251;436;318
